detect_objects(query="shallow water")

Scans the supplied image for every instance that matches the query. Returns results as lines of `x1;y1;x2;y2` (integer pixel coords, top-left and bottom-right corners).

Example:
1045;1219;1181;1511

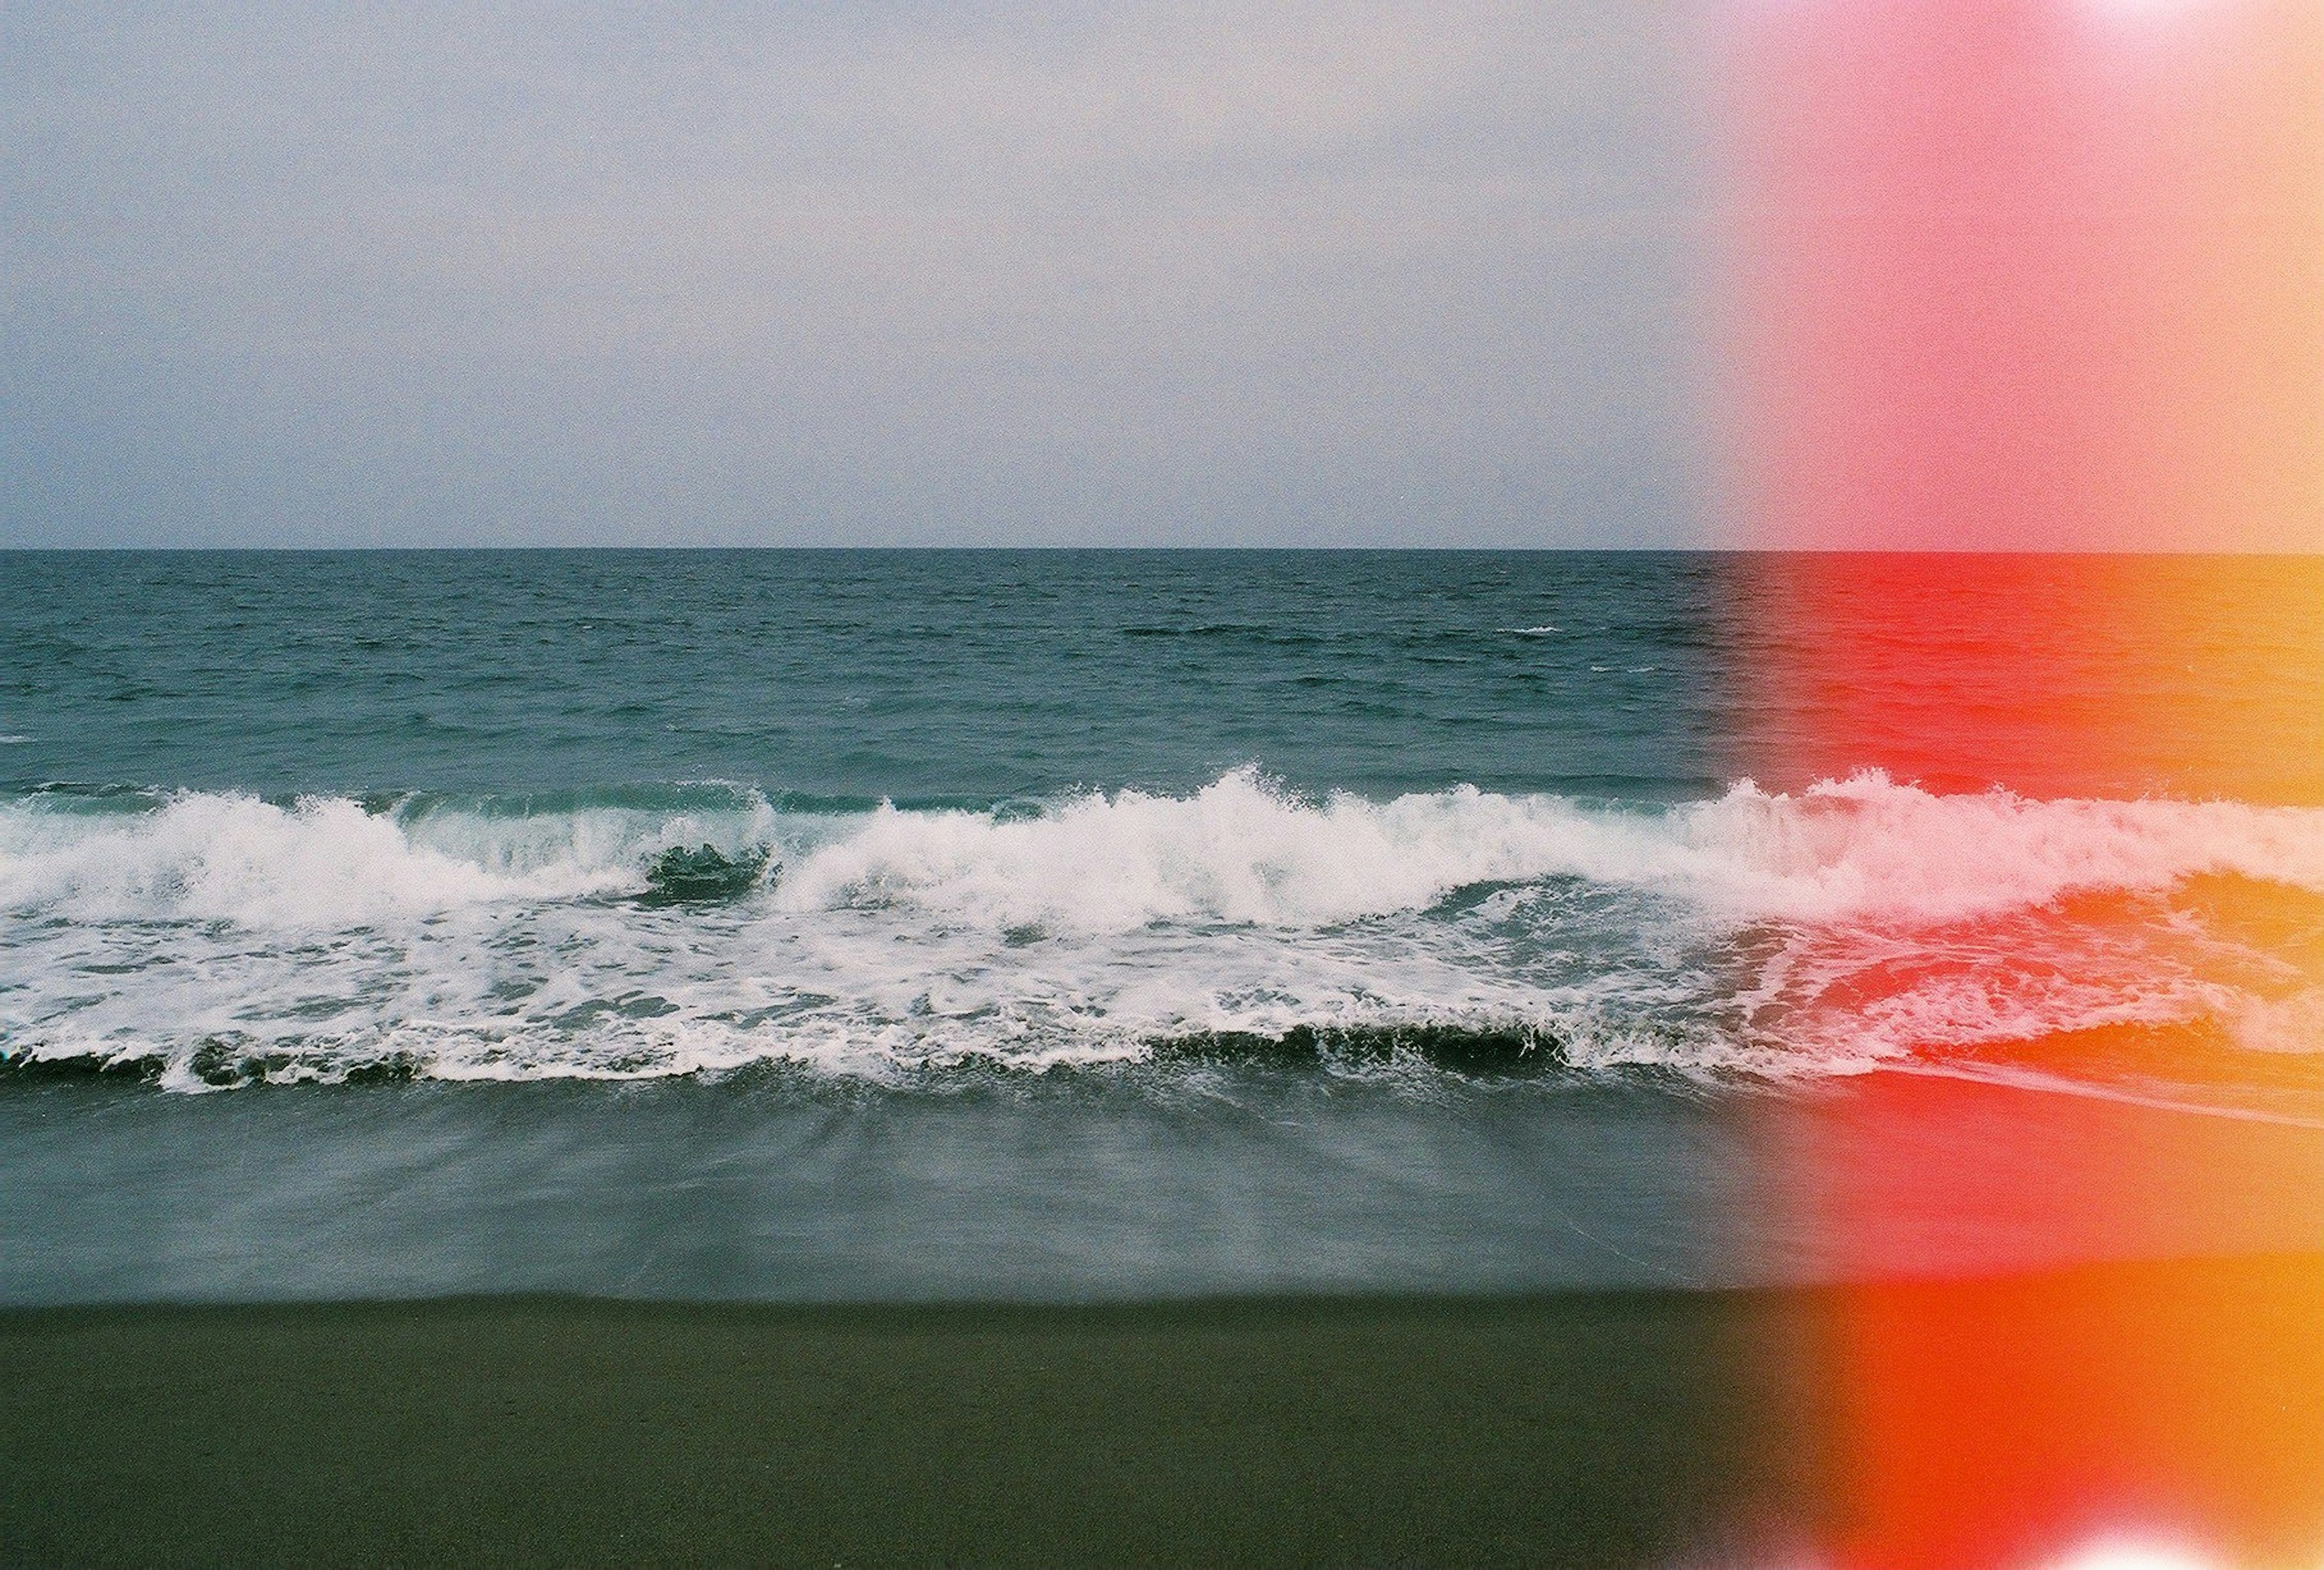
4;1070;2317;1306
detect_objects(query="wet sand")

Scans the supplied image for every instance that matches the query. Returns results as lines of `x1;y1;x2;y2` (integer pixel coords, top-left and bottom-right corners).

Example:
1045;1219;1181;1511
1;1284;1814;1569
4;1255;2317;1568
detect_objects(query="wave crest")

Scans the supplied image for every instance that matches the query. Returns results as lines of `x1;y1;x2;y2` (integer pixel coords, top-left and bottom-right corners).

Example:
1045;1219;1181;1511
2;771;2317;1095
770;768;2324;933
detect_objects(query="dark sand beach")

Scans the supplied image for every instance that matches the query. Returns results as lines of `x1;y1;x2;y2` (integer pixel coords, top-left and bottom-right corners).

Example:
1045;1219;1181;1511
0;1286;1820;1568
7;1284;1808;1569
5;1254;2318;1568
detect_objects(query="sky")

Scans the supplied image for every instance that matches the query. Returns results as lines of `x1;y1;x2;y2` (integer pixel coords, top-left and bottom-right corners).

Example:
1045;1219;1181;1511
7;3;2316;553
0;3;1713;549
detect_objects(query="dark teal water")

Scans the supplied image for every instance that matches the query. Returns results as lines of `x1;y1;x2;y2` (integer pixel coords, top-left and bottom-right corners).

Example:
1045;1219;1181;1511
0;548;1742;803
2;550;2318;1302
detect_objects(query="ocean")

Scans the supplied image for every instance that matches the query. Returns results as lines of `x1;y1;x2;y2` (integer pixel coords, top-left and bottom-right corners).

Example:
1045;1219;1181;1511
3;550;2320;1304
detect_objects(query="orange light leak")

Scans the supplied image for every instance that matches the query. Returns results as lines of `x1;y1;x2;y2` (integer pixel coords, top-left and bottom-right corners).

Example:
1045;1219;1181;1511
1711;2;2324;1566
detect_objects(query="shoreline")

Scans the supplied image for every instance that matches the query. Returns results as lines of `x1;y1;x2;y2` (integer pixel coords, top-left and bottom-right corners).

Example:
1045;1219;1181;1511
7;1254;2319;1568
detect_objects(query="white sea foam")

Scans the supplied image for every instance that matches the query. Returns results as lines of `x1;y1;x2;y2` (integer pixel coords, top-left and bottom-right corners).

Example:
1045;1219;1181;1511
1;770;2317;1090
773;768;2324;931
0;789;780;927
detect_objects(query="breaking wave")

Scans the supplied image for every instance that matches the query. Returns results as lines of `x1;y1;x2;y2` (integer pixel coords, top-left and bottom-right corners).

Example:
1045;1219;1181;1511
2;770;2318;1095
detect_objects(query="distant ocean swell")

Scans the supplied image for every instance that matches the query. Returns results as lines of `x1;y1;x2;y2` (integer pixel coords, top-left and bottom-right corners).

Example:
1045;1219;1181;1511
2;769;2319;1094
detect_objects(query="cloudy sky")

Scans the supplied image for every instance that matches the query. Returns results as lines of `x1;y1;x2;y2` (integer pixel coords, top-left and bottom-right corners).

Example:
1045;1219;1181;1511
1;4;1715;548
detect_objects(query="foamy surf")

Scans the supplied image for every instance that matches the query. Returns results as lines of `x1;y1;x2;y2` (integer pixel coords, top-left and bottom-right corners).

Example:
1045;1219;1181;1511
1;770;2318;1095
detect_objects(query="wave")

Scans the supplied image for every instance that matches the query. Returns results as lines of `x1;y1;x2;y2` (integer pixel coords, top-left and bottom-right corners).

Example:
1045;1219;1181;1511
10;766;2320;931
0;781;780;926
2;770;2319;1094
757;769;2324;934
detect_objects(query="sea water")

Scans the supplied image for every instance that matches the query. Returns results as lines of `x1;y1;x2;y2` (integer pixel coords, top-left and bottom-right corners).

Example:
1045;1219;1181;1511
2;550;2319;1302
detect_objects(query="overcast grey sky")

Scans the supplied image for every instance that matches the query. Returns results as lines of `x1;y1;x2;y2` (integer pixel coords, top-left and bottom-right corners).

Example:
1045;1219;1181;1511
1;4;1713;547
